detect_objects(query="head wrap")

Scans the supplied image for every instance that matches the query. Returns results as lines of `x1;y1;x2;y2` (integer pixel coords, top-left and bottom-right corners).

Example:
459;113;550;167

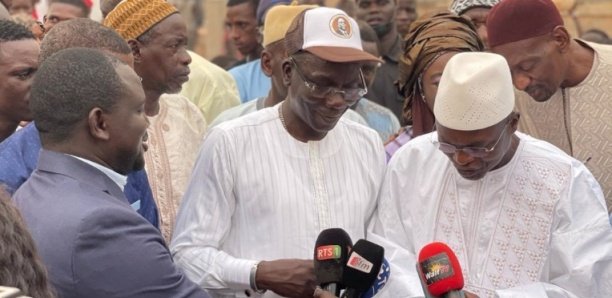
103;0;178;40
434;52;514;131
397;10;484;137
487;0;563;48
450;0;500;15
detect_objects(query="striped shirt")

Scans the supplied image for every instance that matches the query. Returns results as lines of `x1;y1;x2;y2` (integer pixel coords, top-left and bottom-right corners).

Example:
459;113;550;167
171;106;386;297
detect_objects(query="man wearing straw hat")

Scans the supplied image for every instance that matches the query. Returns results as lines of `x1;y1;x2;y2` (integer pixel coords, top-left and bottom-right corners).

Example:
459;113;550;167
104;0;207;242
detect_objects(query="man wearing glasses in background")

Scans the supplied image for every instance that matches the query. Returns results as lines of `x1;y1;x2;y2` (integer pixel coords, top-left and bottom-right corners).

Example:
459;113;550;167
171;7;386;298
371;52;612;297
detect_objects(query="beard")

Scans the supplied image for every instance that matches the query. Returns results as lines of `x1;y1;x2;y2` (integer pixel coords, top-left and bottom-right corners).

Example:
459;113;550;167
113;147;146;175
371;22;393;38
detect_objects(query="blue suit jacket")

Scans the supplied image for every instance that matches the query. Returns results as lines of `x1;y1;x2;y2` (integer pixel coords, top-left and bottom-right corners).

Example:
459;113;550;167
0;123;158;227
13;150;209;298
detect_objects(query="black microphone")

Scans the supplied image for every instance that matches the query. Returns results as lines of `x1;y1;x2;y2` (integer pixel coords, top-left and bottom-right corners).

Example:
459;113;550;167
341;239;385;298
314;228;353;296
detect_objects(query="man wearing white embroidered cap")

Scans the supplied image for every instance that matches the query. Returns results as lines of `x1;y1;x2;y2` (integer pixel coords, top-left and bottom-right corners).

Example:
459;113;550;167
371;52;612;297
172;6;386;298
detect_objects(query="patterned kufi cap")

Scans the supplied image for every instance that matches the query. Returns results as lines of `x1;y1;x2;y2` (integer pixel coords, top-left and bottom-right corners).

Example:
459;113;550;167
434;52;515;131
450;0;500;15
103;0;178;40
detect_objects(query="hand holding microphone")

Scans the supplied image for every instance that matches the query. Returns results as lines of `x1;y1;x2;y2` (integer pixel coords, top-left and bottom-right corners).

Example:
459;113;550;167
313;228;353;296
256;259;317;298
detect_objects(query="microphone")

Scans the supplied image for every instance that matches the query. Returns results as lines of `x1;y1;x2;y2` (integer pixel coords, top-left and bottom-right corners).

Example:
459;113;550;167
360;258;390;298
341;239;385;298
416;242;465;298
314;228;353;296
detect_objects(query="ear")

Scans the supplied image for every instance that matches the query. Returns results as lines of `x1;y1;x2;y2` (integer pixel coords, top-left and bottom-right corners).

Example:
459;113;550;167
281;58;293;87
509;111;520;132
260;49;273;77
551;26;571;53
128;39;143;64
88;108;111;141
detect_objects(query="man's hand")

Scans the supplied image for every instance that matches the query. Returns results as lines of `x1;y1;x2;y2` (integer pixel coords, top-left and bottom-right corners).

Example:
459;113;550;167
464;291;480;298
313;286;337;298
256;259;317;298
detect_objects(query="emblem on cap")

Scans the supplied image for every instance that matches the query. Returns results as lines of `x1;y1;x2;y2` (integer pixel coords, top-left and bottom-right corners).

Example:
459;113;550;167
329;15;352;39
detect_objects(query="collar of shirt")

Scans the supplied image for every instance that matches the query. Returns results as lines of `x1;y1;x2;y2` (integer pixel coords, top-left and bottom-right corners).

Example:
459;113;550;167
69;155;127;192
383;36;402;64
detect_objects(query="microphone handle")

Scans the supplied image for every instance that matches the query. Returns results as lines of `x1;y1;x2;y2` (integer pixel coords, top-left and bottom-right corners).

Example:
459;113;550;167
323;283;340;297
341;288;362;298
442;290;465;298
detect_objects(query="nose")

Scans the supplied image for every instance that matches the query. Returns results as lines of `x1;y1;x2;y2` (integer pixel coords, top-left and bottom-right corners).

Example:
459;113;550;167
143;114;151;130
229;26;240;41
453;150;475;166
179;48;192;66
326;92;351;110
512;73;531;91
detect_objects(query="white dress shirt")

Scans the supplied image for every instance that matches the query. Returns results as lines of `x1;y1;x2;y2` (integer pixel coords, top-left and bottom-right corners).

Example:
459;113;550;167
70;155;127;191
171;106;386;297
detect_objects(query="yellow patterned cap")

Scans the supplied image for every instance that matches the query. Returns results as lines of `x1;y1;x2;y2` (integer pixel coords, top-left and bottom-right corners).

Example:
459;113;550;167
103;0;178;40
262;4;317;47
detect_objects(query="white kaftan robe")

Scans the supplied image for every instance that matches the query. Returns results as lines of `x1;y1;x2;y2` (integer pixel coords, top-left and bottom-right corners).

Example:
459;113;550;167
372;132;612;298
171;106;386;297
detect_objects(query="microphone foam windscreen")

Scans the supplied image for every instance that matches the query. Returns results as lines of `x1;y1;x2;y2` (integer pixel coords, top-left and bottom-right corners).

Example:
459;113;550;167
361;257;390;298
417;242;464;296
314;228;353;286
342;239;385;292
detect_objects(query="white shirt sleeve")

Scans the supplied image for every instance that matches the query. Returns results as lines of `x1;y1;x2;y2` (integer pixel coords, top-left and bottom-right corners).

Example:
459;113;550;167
496;161;612;298
367;157;427;298
170;127;256;296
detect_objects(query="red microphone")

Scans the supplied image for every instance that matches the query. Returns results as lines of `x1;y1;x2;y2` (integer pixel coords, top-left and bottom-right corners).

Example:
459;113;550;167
416;242;465;298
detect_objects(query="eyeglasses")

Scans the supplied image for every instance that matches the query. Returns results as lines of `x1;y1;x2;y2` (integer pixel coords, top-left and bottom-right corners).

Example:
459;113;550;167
433;123;509;158
290;56;368;106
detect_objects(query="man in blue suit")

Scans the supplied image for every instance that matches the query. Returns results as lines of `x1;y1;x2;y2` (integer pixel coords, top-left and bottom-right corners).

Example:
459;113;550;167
13;48;209;298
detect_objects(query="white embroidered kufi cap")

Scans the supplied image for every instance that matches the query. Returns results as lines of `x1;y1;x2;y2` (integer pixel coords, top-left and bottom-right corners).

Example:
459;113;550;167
433;52;514;131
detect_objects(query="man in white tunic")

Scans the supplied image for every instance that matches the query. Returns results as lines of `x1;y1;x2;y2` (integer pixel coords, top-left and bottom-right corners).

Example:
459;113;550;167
171;7;385;298
373;52;612;298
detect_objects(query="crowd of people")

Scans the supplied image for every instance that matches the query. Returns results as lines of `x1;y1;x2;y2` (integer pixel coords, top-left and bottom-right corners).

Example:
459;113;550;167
0;0;610;297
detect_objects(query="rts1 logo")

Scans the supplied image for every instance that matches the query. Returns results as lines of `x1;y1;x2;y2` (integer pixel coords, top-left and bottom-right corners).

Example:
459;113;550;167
316;245;341;260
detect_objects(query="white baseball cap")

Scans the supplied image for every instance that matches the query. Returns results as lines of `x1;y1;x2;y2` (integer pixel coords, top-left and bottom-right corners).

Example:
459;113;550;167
284;7;381;63
434;52;515;131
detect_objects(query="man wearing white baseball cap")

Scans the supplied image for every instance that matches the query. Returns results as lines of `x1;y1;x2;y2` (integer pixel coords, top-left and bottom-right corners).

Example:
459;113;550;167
372;52;612;297
172;7;386;298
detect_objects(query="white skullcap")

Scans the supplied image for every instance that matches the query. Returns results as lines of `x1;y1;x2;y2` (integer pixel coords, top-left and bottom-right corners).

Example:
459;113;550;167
434;52;514;131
